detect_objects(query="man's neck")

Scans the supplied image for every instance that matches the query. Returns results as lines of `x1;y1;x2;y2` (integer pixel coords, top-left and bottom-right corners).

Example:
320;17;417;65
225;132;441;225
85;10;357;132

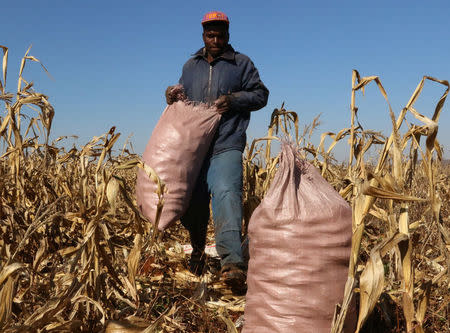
206;53;216;63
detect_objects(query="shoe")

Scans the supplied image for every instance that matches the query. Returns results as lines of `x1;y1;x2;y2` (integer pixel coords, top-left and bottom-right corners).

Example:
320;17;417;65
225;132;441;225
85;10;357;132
188;252;206;276
221;263;247;289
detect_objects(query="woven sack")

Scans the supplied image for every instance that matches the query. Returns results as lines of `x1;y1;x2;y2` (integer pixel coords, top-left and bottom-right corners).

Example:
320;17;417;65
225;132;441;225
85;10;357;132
243;143;354;333
136;99;220;230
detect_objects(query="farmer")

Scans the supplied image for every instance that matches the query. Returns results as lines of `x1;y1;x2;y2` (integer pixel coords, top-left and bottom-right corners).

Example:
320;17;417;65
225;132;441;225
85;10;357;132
165;11;269;287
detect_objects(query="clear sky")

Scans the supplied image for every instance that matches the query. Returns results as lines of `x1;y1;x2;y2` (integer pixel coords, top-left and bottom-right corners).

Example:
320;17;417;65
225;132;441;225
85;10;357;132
2;0;450;160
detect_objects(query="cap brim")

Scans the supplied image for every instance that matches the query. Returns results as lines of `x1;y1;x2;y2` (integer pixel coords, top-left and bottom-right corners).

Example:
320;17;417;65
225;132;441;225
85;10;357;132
201;19;229;26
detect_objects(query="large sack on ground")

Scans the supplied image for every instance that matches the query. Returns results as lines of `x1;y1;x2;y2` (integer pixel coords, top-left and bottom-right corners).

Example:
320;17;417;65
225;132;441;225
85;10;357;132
136;98;220;230
243;143;354;333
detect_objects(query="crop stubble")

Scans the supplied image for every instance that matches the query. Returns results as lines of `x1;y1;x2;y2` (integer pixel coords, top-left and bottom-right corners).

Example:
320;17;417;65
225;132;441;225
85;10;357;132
0;46;449;332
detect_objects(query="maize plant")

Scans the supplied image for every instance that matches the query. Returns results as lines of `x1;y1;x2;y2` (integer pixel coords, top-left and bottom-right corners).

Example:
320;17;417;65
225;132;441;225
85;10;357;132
0;46;449;332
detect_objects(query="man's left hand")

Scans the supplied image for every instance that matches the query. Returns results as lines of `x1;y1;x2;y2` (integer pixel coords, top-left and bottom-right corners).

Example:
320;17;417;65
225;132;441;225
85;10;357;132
214;95;232;114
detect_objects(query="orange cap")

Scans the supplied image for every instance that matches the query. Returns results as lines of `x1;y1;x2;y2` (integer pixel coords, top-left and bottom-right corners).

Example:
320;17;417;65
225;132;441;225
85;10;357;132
201;11;229;26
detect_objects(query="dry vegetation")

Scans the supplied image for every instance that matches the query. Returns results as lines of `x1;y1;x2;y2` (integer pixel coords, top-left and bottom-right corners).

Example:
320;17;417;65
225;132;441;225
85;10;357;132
0;46;449;332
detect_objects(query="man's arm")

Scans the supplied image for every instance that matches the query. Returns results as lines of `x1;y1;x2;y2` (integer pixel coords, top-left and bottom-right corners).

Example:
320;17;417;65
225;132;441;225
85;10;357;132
165;61;189;105
229;58;269;112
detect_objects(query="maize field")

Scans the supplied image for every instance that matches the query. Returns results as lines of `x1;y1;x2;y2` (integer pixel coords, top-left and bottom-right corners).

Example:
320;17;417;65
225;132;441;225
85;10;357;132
0;46;449;332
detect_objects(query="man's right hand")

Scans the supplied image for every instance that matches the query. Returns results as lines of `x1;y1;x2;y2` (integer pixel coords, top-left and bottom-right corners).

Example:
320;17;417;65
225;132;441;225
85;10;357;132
165;86;177;105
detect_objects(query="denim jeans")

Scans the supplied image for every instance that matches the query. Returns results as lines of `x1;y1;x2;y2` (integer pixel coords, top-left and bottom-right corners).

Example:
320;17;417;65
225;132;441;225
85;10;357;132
180;149;244;267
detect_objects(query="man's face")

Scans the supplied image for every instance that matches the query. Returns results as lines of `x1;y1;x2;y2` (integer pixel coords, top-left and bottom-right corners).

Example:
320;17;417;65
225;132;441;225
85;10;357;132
202;23;229;59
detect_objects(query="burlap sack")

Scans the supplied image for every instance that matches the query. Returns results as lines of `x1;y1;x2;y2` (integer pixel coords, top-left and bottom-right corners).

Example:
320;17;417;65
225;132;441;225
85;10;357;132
135;100;220;230
243;143;354;333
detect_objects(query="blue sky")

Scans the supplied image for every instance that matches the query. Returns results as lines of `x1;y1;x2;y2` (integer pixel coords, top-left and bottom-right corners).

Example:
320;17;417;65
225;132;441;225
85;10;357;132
2;0;450;160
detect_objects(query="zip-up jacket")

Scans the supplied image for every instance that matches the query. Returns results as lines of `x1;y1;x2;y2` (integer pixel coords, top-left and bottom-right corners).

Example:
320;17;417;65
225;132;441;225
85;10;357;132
179;45;269;155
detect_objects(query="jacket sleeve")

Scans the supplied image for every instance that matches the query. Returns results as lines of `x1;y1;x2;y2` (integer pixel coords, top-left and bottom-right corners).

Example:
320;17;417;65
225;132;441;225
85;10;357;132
178;63;186;86
178;61;192;101
230;58;269;112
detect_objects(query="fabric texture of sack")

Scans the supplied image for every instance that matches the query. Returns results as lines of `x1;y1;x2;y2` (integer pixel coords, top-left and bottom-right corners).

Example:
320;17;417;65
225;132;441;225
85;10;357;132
243;143;354;333
136;99;220;230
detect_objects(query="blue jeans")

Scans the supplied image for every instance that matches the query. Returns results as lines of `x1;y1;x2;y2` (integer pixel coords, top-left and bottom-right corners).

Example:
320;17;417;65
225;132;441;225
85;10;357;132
181;149;244;267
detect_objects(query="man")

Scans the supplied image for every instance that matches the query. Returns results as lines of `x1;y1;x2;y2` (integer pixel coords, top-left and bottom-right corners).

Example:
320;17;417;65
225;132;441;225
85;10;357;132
165;11;269;287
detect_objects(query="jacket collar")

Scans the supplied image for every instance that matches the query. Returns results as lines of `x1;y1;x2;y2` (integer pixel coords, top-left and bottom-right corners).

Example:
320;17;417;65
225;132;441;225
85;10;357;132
193;44;236;62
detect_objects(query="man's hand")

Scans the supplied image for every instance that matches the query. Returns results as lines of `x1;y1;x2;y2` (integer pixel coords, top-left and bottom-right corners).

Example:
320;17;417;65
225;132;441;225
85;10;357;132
214;95;232;114
165;86;177;105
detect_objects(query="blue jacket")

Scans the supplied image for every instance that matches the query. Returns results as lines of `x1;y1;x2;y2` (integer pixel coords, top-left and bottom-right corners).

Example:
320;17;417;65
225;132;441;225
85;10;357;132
179;45;269;155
